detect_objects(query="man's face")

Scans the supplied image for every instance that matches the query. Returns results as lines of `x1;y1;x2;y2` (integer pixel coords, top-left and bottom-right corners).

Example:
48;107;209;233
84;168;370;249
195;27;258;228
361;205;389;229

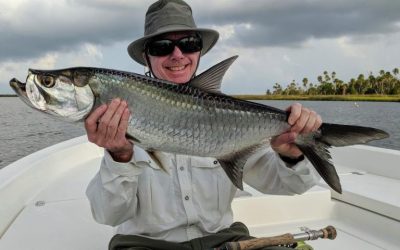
146;32;201;84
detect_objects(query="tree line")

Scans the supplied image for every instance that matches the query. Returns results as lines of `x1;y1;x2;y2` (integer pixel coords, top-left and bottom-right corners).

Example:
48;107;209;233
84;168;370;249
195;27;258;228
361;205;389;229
267;68;400;95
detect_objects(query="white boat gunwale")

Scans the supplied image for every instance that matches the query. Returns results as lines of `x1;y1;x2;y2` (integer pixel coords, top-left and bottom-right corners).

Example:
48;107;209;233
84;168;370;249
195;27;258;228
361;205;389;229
0;136;399;250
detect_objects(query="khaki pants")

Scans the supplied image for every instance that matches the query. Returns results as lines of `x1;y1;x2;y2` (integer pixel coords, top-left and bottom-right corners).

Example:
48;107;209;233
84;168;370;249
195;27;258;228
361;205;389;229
109;222;294;250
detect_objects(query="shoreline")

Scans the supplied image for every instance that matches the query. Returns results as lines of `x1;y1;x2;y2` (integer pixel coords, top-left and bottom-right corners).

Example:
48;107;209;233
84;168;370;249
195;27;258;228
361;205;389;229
232;94;400;102
0;95;17;97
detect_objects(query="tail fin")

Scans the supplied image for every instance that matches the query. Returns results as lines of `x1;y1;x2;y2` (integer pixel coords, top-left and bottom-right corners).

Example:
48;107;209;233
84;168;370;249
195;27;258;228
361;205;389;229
319;123;389;146
295;123;389;194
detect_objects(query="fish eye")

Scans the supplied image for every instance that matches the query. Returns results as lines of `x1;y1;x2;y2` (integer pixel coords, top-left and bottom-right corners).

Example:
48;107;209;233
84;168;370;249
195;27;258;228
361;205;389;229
39;75;55;88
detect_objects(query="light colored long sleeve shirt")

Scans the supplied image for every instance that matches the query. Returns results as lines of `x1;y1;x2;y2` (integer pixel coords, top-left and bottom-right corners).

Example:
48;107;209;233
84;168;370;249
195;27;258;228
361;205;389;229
86;146;319;242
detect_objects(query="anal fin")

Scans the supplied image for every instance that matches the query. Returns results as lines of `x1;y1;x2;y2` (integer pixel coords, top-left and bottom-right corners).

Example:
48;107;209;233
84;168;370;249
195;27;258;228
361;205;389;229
218;143;267;190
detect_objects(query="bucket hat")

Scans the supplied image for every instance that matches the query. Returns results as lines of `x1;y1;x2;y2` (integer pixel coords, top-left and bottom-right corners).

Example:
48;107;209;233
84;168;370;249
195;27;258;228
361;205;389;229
127;0;219;66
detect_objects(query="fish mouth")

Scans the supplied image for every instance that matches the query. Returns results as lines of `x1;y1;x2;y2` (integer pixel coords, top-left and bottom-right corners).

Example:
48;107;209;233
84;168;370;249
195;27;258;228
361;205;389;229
9;77;37;109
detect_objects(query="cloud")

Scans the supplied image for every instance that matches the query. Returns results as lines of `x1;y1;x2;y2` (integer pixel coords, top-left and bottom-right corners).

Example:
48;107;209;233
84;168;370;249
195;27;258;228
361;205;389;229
193;0;400;47
1;0;400;95
0;42;109;94
0;0;145;61
2;0;400;63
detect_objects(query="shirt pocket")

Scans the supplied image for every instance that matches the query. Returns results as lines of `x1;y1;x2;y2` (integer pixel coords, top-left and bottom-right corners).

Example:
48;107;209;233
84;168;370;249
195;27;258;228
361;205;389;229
190;157;235;215
138;164;178;226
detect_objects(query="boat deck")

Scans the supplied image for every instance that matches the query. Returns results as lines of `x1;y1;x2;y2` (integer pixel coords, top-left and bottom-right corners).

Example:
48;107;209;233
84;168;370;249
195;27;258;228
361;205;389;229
0;136;399;250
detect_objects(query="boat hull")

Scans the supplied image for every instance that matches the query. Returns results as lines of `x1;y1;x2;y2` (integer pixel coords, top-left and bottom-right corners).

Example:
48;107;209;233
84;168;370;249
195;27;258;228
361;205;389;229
0;136;399;249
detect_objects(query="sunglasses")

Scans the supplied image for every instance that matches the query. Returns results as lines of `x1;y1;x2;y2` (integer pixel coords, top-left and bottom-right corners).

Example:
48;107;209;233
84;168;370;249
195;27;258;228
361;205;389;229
146;35;203;57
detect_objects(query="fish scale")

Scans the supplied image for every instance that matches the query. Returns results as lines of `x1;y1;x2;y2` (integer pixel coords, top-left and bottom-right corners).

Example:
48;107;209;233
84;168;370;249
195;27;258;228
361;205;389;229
126;81;267;156
99;71;280;157
10;56;389;192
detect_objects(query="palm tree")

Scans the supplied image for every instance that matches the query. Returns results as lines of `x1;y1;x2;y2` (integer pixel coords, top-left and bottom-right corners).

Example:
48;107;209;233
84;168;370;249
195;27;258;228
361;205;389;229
331;71;336;81
393;68;399;77
368;74;378;94
272;82;283;95
302;78;308;94
323;71;331;82
317;75;323;84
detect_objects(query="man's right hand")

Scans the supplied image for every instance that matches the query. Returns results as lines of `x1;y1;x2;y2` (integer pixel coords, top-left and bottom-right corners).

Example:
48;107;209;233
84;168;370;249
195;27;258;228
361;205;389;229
85;98;133;162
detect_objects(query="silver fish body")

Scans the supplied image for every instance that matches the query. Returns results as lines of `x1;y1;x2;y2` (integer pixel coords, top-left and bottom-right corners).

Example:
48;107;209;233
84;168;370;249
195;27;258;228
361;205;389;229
92;72;288;157
10;56;389;193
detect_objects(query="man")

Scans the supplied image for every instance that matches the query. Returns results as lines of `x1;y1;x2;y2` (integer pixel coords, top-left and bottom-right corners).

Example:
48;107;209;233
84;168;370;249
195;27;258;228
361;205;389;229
86;0;321;249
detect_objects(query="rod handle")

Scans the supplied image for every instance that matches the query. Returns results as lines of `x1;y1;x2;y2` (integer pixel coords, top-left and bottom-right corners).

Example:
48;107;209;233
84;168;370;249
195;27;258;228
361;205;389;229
222;233;294;250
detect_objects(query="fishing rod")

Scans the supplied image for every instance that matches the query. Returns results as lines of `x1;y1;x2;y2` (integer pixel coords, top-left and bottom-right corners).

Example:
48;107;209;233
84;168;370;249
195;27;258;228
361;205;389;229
213;225;337;250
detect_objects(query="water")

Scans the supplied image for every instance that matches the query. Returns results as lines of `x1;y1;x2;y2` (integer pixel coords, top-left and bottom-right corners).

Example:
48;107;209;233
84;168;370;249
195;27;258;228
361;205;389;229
256;100;400;150
0;98;85;169
0;97;399;169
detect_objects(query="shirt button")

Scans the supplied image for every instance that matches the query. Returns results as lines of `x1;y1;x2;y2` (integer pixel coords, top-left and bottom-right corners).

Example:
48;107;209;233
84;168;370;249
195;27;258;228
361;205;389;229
213;160;218;164
185;195;190;201
180;166;184;171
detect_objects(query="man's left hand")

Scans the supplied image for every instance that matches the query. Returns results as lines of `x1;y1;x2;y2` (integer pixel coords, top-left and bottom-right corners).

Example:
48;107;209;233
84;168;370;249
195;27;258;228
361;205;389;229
271;103;322;158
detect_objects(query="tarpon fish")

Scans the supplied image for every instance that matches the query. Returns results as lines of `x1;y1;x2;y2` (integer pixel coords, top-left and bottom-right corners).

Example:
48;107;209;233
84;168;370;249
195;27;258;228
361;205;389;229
10;56;389;193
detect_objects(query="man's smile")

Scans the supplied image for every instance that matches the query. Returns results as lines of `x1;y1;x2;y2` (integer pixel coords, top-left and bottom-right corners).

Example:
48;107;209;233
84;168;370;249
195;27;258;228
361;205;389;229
166;64;188;71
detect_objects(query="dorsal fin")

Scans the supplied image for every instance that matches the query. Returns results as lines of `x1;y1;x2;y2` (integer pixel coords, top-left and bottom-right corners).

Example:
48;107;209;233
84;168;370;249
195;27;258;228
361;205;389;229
189;55;238;93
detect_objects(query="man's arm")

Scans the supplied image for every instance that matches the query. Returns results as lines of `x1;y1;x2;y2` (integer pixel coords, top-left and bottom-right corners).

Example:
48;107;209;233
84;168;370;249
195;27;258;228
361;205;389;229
84;99;140;226
244;103;322;195
86;150;143;226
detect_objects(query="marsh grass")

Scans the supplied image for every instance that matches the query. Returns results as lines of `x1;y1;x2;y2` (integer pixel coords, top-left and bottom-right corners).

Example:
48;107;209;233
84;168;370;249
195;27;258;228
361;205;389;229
233;94;400;102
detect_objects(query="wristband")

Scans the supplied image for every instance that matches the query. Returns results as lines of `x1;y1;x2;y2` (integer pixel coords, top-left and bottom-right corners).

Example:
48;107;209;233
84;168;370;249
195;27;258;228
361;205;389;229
279;154;305;165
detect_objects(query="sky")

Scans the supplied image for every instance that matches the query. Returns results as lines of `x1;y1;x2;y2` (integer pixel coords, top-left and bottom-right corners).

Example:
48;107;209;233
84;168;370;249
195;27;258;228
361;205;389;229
1;0;400;94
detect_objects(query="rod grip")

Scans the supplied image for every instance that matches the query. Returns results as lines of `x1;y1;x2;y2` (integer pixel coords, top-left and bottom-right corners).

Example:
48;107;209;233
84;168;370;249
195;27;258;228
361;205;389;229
223;233;294;250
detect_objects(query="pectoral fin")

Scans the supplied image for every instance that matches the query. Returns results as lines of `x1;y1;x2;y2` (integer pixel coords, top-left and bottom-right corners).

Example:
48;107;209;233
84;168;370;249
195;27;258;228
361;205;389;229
126;133;141;144
146;150;169;174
